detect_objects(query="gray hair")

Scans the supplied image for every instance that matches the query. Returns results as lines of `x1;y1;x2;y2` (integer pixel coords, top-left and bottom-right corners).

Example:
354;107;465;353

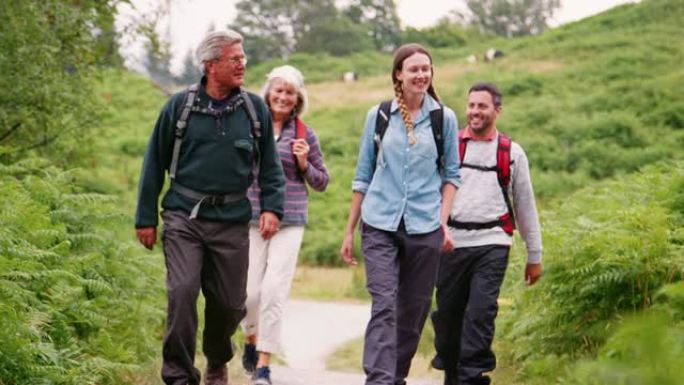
260;65;309;117
195;29;243;73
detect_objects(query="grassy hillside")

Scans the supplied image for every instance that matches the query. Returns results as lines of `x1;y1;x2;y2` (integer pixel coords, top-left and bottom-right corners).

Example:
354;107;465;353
92;0;683;267
297;0;684;264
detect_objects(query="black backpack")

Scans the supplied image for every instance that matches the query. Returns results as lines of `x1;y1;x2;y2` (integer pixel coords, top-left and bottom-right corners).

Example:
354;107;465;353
373;100;445;172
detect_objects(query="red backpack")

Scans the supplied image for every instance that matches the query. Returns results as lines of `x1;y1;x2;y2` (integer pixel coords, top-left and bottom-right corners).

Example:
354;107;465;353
448;129;515;235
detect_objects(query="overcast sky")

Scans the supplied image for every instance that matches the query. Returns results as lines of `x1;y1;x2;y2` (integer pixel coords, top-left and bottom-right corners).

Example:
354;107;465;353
116;0;640;73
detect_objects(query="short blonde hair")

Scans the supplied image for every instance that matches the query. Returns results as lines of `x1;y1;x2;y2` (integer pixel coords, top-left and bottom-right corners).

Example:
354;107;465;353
260;65;309;117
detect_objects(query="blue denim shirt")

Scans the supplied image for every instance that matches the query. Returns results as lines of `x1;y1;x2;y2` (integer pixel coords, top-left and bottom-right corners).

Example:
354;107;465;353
352;95;461;234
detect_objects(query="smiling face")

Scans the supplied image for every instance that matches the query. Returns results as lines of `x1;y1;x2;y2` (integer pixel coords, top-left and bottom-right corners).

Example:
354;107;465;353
267;78;298;122
467;90;502;137
395;52;432;97
205;42;246;90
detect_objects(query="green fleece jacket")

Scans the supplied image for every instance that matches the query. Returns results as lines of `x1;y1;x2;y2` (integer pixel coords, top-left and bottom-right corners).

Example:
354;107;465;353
135;82;285;228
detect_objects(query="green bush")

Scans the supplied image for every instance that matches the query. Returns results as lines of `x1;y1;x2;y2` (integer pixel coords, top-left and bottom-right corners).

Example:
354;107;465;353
0;158;165;384
500;162;684;380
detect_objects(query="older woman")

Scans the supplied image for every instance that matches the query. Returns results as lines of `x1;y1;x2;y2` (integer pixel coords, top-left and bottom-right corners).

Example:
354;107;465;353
241;65;329;385
340;43;461;385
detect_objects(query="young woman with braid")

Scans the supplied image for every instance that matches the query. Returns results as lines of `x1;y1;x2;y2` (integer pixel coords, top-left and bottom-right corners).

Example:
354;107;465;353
340;43;462;385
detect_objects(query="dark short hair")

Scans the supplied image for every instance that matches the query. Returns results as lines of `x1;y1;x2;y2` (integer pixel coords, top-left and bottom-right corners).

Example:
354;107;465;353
468;82;502;107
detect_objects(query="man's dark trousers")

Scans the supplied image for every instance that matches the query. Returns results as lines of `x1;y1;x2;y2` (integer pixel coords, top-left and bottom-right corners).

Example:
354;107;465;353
432;245;509;385
160;210;249;385
361;221;442;385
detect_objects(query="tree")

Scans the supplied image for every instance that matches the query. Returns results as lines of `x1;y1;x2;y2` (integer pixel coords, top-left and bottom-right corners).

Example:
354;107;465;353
297;14;374;56
345;0;402;52
230;0;377;62
402;21;468;48
0;1;120;163
465;0;561;37
230;0;316;62
177;49;203;85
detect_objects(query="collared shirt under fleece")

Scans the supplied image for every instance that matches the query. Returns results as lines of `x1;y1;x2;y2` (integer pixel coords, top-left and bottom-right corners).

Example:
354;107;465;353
247;118;329;225
449;130;542;263
352;95;462;235
135;82;285;227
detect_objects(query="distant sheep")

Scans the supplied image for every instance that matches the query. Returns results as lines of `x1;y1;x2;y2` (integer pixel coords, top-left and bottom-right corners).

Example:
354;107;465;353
342;71;358;83
484;48;504;62
466;54;477;64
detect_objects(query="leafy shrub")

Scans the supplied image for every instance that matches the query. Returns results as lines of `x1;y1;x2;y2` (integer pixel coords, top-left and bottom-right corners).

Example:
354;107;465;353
500;162;684;376
0;158;165;384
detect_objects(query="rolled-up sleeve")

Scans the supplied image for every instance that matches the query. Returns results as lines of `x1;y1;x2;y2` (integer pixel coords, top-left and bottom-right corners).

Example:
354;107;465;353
351;106;378;194
441;107;462;188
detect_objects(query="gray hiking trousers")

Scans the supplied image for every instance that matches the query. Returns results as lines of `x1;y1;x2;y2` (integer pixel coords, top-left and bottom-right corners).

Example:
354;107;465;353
361;220;442;385
160;210;249;385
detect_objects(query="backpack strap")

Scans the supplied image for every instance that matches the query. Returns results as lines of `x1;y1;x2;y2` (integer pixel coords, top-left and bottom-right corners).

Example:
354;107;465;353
373;100;392;168
458;129;469;163
497;133;515;232
240;88;262;168
170;83;200;180
430;105;445;172
295;116;307;140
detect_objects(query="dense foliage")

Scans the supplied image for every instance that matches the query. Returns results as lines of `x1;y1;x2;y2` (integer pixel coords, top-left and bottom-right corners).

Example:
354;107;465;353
499;162;684;382
0;159;164;384
0;1;122;163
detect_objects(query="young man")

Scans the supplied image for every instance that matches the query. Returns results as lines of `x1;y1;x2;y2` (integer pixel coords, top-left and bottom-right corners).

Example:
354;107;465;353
134;30;285;385
432;82;542;385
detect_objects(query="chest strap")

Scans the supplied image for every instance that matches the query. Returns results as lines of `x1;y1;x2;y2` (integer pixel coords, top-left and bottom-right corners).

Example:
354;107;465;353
171;181;246;220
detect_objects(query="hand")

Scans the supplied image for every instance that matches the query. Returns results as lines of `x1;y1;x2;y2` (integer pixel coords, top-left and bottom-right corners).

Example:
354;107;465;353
525;263;543;286
136;227;157;250
441;224;454;252
340;233;357;266
291;138;309;172
259;211;280;240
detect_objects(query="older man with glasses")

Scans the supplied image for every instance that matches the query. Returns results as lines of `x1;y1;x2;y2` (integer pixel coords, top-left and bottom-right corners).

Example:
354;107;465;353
134;29;285;385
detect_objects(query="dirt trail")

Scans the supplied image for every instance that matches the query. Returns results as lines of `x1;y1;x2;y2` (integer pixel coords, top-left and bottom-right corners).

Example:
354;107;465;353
262;299;440;385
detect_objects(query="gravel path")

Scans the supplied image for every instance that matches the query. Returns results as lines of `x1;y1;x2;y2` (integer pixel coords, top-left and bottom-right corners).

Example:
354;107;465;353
262;298;440;385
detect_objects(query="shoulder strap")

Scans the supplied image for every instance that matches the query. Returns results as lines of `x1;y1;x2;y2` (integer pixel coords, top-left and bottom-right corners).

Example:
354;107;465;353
496;133;512;188
295;117;307;140
458;128;468;164
170;83;200;180
374;100;392;164
430;104;444;172
240;88;261;139
497;132;515;228
240;88;262;169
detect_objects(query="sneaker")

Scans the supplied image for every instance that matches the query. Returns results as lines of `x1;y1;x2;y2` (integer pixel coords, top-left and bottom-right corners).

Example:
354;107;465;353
253;366;271;385
242;343;257;374
204;363;228;385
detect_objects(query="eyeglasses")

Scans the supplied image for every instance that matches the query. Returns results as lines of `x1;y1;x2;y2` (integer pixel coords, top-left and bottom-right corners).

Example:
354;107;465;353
215;55;248;66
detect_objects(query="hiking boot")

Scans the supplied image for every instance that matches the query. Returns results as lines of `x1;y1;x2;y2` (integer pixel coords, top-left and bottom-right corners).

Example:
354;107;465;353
204;363;228;385
253;366;271;385
242;343;257;374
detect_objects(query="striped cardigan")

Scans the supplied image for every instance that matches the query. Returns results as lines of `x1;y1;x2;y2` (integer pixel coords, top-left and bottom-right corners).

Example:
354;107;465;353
247;118;329;225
